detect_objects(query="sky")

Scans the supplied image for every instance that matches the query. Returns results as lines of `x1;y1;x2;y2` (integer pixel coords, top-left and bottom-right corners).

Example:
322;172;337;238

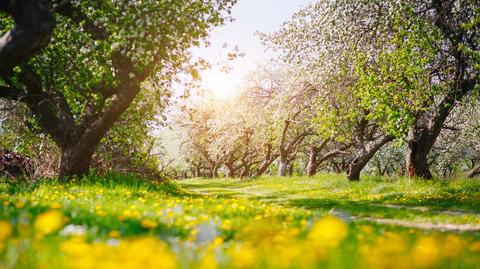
193;0;317;99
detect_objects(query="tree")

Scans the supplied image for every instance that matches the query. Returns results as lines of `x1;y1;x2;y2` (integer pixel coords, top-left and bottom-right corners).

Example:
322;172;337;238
260;0;409;181
241;65;317;177
0;0;236;178
262;0;479;180
403;1;479;179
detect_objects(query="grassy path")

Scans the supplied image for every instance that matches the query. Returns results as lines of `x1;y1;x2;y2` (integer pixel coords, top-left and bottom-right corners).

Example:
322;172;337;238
1;174;480;268
180;175;480;231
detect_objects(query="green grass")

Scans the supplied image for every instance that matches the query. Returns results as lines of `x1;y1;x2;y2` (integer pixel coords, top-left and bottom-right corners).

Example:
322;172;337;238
181;174;480;225
1;173;480;268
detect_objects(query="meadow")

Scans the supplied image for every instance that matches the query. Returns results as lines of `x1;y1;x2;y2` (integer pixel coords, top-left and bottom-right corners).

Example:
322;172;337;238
1;174;480;269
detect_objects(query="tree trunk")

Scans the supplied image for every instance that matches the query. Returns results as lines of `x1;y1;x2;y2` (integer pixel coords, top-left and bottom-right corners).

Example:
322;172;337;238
306;145;318;177
225;164;236;178
278;156;288;177
240;165;251;178
210;163;219;178
406;128;434;179
307;142;349;177
58;143;97;179
288;162;294;176
254;144;277;177
347;135;394;181
254;158;275;177
468;164;480;178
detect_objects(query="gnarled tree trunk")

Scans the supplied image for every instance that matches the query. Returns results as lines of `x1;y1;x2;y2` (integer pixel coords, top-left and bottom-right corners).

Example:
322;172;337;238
254;144;278;177
468;164;480;178
306;145;320;177
59;144;96;179
406;128;433;179
277;155;288;177
347;135;394;181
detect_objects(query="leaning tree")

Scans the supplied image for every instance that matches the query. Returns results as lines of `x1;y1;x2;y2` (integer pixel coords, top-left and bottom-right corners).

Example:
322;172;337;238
0;0;236;178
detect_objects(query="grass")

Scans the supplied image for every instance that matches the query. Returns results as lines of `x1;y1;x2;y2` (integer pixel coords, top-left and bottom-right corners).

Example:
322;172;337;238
0;173;480;268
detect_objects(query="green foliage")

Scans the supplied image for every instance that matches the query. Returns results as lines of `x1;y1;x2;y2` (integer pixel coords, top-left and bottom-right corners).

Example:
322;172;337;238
352;10;442;136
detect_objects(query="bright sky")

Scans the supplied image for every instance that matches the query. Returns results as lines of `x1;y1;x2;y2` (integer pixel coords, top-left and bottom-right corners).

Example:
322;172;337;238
193;0;317;99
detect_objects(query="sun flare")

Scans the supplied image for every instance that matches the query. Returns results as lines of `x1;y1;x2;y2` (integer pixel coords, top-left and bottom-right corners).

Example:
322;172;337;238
201;69;238;99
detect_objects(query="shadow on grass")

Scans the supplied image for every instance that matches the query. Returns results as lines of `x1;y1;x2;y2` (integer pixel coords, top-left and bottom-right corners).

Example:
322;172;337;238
288;198;480;221
374;193;480;213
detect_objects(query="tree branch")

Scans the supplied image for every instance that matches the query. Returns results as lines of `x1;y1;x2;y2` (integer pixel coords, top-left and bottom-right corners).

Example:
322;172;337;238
19;66;77;149
55;1;109;40
0;0;55;76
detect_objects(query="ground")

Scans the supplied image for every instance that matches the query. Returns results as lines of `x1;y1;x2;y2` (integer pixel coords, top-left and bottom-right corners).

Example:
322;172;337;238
1;174;480;268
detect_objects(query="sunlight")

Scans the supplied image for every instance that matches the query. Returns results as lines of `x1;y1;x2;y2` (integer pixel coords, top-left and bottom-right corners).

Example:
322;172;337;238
201;69;238;99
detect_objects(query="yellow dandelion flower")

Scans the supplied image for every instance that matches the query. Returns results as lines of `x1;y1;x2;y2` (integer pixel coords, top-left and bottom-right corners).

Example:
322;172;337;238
470;241;480;252
50;202;61;209
412;236;440;268
34;210;65;235
141;219;158;229
222;220;232;230
231;244;258;269
442;235;465;259
108;230;121;238
0;221;13;241
199;252;217;269
308;215;348;248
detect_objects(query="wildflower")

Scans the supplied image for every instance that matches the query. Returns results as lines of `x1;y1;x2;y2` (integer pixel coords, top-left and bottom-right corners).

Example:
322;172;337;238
0;221;13;241
222;220;232;230
470;241;480;252
412;236;440;268
230;244;258;269
442;235;465;259
141;219;158;229
308;215;348;248
34;210;66;235
108;230;121;238
199;252;217;269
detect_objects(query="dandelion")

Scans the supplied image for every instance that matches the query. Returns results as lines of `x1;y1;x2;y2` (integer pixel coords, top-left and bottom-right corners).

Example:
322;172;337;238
0;221;13;241
108;230;121;238
308;215;348;248
230;244;258;269
34;210;66;235
412;236;440;268
140;219;158;229
199;252;217;269
221;220;232;230
442;235;465;259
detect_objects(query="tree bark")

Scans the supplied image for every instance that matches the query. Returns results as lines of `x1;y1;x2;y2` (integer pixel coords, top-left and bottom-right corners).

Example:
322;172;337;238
58;143;96;179
306;141;350;177
225;165;236;178
306;145;319;177
254;144;278;177
347;135;394;181
406;128;434;179
468;164;480;178
278;155;288;177
0;0;55;76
